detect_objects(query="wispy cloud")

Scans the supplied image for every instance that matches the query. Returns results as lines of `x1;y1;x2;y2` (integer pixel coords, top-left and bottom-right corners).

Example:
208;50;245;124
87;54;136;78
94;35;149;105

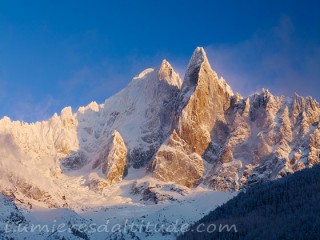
10;94;57;122
205;16;320;100
58;62;129;109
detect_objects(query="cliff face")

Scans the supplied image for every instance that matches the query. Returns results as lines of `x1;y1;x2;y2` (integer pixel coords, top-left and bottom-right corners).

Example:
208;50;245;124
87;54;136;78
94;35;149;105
150;47;233;187
92;130;127;186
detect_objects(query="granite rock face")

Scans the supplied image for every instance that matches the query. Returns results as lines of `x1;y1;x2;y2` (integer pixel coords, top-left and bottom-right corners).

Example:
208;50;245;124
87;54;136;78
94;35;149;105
92;130;128;186
150;47;233;187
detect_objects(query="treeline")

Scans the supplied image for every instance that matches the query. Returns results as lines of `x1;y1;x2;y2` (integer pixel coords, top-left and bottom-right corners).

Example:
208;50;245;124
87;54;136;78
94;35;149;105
178;166;320;240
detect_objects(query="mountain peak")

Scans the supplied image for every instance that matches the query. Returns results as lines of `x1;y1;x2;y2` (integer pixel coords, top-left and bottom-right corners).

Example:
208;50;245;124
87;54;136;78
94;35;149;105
132;59;181;88
189;47;208;68
157;59;182;88
158;59;172;75
183;47;213;89
112;129;121;140
160;59;170;66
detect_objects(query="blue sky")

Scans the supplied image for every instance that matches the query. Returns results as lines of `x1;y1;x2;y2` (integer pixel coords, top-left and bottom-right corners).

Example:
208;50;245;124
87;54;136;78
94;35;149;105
0;0;319;121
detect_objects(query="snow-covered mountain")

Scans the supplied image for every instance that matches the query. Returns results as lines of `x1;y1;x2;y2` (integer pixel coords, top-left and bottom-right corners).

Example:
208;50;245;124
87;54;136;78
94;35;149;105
1;47;320;239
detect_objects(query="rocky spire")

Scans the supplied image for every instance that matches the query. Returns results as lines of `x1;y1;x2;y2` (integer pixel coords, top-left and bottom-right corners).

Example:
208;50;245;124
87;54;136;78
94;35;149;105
183;47;216;90
157;59;182;88
92;130;127;186
150;47;233;188
133;59;182;89
186;47;210;75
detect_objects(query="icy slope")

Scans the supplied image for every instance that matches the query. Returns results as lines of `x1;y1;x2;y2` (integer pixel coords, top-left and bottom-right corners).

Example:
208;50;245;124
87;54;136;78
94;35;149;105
0;179;236;240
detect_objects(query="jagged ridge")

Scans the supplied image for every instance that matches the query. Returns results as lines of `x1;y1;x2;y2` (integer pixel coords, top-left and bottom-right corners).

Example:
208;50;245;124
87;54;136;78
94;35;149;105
0;47;319;210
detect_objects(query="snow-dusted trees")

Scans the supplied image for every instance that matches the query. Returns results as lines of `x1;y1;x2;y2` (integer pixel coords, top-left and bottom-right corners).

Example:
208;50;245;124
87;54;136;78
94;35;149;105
179;165;320;240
